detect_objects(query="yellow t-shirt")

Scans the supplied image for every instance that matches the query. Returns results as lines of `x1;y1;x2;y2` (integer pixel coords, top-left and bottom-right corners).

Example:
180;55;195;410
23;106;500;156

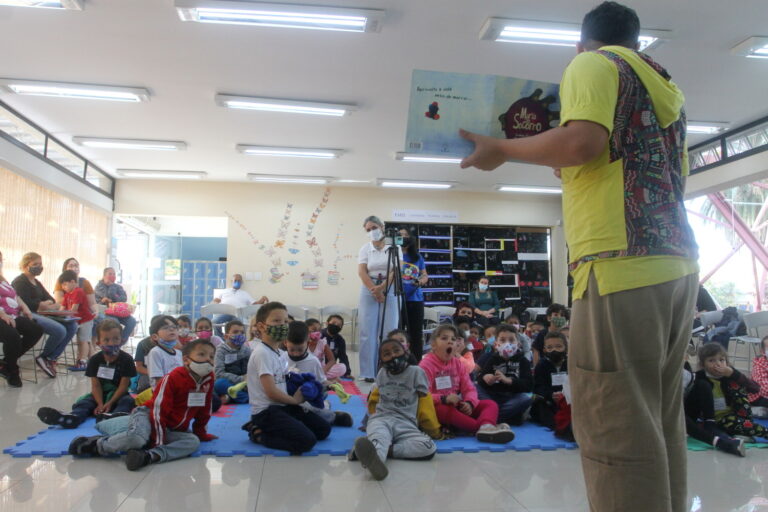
708;377;730;421
558;47;698;300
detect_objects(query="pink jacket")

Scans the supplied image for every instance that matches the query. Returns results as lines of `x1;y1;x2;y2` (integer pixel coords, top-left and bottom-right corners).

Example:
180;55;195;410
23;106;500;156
749;355;768;403
419;352;479;407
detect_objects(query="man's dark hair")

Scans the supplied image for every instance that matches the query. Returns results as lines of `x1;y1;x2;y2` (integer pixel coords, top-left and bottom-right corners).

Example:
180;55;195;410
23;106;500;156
581;2;640;48
287;320;309;345
150;315;177;335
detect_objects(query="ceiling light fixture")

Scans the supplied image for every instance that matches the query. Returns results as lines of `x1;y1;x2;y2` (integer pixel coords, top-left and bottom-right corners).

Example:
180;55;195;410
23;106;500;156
216;94;355;116
479;18;667;51
731;37;768;59
496;185;562;194
395;152;463;164
337;179;370;183
0;78;150;102
379;180;454;189
687;122;729;135
176;0;384;33
247;174;332;184
117;169;206;180
0;0;83;9
237;144;343;159
73;137;186;151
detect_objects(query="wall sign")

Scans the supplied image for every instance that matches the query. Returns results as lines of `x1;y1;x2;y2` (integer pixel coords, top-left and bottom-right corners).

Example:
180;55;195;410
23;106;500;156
391;209;459;222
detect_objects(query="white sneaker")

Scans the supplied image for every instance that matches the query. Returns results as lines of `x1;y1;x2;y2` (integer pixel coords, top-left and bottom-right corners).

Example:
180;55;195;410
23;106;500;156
476;423;515;444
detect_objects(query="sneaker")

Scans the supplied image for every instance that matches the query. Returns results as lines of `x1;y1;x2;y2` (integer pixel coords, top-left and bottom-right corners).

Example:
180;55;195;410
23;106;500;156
7;371;22;388
333;411;354;427
68;360;88;372
37;407;80;428
47;359;58;377
476;423;516;444
353;437;388;480
35;356;56;378
125;449;152;471
347;447;358;461
69;436;102;456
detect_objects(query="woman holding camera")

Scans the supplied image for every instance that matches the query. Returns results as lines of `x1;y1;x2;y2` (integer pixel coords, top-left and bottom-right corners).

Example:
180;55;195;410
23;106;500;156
399;227;428;360
357;215;401;382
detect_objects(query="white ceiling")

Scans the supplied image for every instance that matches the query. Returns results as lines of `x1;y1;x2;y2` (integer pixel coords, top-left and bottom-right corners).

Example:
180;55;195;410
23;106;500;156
1;0;767;192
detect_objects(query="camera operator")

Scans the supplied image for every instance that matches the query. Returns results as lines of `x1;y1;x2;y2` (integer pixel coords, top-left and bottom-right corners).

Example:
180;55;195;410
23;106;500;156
357;215;401;382
399;227;428;361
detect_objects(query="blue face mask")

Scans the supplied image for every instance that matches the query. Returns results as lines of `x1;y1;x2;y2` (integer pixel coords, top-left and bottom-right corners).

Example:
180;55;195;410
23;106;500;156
230;334;246;347
159;340;177;350
101;345;121;357
233;281;242;290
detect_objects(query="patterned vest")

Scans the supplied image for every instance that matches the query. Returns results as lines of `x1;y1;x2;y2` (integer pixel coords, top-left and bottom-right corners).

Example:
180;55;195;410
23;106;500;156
568;50;699;272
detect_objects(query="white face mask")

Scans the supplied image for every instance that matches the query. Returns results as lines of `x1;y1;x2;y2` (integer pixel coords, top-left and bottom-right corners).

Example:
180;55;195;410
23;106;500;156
368;228;383;241
500;343;519;358
188;360;213;377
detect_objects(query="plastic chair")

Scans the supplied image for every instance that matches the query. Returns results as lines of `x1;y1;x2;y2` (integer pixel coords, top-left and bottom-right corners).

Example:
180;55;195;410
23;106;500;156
423;307;440;352
286;305;308;322
300;305;322;322
18;333;49;384
733;311;768;371
238;304;262;323
200;303;239;333
432;306;456;322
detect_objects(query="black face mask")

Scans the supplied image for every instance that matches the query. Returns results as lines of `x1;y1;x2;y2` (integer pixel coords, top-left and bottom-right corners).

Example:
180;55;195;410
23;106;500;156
546;350;566;364
29;265;44;276
288;351;308;362
327;324;342;336
455;315;473;324
383;353;409;375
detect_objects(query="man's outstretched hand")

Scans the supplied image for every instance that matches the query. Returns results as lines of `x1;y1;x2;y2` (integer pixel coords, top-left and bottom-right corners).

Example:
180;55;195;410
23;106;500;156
459;129;507;171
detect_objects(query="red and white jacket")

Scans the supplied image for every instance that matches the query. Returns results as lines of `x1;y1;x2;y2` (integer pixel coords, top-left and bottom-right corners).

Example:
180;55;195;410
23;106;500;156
143;366;214;446
749;355;768;403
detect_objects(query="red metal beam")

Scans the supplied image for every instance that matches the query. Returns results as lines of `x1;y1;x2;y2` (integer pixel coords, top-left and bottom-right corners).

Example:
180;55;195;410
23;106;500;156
699;241;744;284
686;208;736;231
707;192;768;271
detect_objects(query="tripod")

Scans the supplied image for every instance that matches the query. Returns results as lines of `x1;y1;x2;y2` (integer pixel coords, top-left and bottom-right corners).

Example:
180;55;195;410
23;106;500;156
377;242;409;344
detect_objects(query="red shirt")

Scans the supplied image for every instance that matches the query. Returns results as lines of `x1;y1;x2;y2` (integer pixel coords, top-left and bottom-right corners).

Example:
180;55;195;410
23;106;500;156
749;355;768;403
63;287;94;324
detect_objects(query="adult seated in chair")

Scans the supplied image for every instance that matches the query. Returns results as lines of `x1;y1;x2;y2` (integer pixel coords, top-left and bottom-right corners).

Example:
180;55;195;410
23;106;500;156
469;277;501;327
212;274;268;336
94;267;137;346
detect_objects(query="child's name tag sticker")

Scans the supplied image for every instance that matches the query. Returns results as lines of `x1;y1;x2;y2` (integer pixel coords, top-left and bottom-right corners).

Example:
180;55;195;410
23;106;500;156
187;392;206;407
713;397;727;412
435;375;452;390
552;372;567;387
97;366;116;380
224;353;238;364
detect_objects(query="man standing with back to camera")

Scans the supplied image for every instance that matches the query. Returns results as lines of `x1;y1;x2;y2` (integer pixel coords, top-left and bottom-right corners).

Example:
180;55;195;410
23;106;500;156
460;2;699;511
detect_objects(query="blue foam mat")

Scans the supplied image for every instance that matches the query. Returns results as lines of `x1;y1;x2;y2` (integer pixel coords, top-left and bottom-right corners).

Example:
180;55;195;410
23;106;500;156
3;395;576;458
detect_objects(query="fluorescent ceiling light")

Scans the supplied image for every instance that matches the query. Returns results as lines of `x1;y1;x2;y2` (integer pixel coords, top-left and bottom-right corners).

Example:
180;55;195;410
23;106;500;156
176;0;384;33
687;122;729;135
0;78;149;102
216;94;355;116
247;174;332;184
731;37;768;59
0;0;83;9
497;185;562;194
117;169;206;180
379;180;454;189
73;137;186;151
479;18;667;51
337;179;370;183
395;152;463;164
237;144;343;159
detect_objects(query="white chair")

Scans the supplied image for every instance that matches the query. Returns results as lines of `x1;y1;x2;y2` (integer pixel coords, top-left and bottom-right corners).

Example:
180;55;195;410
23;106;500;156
286;305;308;322
200;303;239;333
499;306;513;321
423;307;440;352
320;305;358;347
432;306;456;321
158;303;182;315
300;305;322;322
238;304;262;323
733;311;768;371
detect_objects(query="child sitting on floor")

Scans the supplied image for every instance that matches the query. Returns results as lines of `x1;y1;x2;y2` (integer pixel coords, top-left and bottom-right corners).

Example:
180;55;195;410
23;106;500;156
306;317;347;382
387;329;418;365
247;315;261;345
322;314;352;378
195;317;223;347
133;314;163;393
350;338;437;480
214;319;252;404
59;270;96;371
419;324;514;444
147;315;183;389
283;321;352;426
531;331;574;441
476;324;532;426
38;319;136;428
244;302;331;454
68;338;219;470
177;315;194;345
748;336;768;414
454;335;475;376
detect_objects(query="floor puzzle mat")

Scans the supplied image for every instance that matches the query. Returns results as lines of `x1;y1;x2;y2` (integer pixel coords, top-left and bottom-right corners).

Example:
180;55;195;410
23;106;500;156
4;395;577;458
338;379;363;397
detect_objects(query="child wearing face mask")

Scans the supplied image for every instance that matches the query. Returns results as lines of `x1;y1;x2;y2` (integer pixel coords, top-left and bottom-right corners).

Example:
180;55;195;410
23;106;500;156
37;320;136;428
419;324;514;443
244;302;331;454
68;338;219;470
323;314;351;377
387;329;419;365
147;316;184;389
195;317;223;347
531;332;574;441
453;336;475;376
214;319;252;404
351;338;437;480
307;317;347;382
177;315;194;345
133;314;163;393
531;304;568;366
282;321;353;426
476;325;533;425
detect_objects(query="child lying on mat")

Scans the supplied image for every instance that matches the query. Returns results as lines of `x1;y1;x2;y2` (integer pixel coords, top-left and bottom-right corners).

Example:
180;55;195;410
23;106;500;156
350;338;437;480
214;319;251;404
38;319;136;428
282;320;353;427
68;338;218;470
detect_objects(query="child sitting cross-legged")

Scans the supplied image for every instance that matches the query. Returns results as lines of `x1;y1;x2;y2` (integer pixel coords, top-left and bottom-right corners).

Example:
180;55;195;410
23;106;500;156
350;338;437;480
282;321;353;427
177;315;194;345
306;318;347;383
244;302;331;454
419;324;514;443
37;319;136;428
195;317;223;347
531;331;574;441
322;314;352;377
476;324;533;426
386;329;418;366
214;319;252;404
147;315;183;389
68;338;219;470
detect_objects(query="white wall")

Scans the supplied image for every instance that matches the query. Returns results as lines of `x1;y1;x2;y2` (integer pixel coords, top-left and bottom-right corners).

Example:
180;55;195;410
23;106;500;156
115;180;568;309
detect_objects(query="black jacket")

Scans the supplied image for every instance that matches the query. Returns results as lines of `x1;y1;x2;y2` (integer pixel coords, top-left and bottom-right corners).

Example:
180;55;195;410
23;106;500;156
478;353;532;394
533;357;568;403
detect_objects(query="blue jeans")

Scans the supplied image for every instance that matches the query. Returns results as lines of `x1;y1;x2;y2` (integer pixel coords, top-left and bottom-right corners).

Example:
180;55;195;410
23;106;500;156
70;394;136;425
92;313;137;344
212;314;237;337
214;378;248;404
477;387;533;424
32;313;77;360
357;286;399;379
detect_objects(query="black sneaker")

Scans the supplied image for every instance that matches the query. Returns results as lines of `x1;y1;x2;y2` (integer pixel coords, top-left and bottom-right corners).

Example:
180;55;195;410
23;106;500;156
7;371;22;388
717;437;747;457
353;437;388;480
37;407;80;428
125;449;152;471
36;356;55;378
333;411;354;427
69;436;102;456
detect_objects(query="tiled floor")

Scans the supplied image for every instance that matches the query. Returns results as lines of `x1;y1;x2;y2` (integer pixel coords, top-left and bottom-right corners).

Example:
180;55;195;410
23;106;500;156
1;346;766;512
